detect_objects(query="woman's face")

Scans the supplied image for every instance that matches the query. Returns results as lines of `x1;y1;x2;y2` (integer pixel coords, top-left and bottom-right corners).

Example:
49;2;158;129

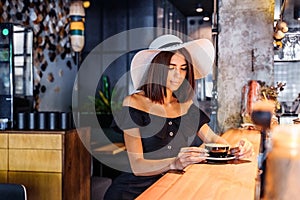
166;52;187;91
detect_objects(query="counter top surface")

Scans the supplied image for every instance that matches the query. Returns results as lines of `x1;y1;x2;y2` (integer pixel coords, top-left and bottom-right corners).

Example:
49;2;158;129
0;127;90;134
136;128;261;200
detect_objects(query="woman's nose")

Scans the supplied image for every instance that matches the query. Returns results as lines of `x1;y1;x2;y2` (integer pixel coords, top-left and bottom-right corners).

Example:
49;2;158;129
174;67;182;76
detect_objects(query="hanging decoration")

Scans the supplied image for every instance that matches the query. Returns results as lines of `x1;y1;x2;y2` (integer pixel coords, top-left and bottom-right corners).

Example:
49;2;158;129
273;0;288;49
69;0;85;52
0;0;72;63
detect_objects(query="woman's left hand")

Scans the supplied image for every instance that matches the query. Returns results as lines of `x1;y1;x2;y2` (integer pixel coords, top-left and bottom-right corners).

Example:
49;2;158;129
235;138;254;158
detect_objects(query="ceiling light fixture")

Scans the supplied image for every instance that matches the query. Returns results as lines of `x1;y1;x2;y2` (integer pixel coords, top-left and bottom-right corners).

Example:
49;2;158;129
196;3;203;13
83;1;90;8
203;13;210;21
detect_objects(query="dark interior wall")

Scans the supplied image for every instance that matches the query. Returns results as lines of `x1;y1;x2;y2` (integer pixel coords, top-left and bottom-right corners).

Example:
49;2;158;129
78;0;156;111
79;0;186;112
0;0;185;113
83;0;155;58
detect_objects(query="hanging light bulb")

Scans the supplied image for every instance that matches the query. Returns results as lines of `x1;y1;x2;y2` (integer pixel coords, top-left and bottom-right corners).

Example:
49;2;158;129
274;29;285;40
196;3;203;13
83;1;90;8
276;20;288;33
203;12;210;21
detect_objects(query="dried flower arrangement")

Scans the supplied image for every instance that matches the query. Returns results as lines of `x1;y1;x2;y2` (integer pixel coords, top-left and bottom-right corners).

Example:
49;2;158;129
258;81;286;111
241;80;286;126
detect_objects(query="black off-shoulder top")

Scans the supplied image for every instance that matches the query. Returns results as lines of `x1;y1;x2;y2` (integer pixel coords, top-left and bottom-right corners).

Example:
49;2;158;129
104;104;210;200
113;103;210;159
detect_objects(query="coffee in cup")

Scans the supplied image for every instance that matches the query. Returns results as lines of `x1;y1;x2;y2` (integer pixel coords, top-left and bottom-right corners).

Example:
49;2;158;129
205;143;230;158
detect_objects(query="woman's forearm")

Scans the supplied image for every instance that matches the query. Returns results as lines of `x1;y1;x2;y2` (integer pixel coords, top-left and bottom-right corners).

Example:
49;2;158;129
197;124;228;144
124;129;178;176
128;155;176;176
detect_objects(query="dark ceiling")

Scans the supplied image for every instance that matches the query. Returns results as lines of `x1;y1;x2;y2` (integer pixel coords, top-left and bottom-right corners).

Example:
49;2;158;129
168;0;214;17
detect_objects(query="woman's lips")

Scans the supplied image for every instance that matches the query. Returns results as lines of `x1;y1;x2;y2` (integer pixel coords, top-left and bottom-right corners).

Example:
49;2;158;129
170;80;180;85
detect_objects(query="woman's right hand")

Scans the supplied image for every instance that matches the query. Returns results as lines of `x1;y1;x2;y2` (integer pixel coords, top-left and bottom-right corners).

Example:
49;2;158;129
170;147;209;170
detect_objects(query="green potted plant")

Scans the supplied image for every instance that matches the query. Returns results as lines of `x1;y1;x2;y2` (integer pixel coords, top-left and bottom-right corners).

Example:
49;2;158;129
82;76;125;128
87;90;113;128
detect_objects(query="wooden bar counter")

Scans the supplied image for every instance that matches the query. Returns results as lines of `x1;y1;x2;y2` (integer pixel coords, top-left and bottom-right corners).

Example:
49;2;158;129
0;128;91;200
136;129;261;200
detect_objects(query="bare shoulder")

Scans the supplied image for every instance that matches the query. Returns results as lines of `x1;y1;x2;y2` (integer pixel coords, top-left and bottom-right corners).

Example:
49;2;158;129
122;92;148;109
122;95;133;106
180;100;194;114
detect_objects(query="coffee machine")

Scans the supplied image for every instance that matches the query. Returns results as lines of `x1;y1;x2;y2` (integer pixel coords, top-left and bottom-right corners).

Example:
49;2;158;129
0;23;34;129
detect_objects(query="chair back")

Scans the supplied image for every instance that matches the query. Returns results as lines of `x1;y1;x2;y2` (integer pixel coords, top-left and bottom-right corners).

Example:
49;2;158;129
0;183;27;200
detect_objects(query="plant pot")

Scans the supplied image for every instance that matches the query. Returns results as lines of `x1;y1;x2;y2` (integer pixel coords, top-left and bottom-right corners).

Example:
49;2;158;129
96;113;113;128
79;112;113;128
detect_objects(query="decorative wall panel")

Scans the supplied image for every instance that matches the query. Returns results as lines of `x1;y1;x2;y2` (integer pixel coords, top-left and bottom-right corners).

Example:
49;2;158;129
0;0;76;111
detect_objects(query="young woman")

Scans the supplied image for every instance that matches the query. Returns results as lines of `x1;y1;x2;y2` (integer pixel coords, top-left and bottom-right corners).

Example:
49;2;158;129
104;35;253;200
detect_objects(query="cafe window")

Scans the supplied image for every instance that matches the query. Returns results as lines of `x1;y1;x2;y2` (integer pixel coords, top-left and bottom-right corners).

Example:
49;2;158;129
274;32;300;121
274;32;300;103
274;61;300;102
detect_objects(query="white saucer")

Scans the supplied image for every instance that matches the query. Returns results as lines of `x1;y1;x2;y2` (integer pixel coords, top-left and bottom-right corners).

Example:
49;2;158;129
206;154;236;162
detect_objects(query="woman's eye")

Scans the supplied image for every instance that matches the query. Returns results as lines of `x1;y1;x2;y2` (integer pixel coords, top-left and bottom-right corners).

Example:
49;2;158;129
181;67;187;70
168;66;187;70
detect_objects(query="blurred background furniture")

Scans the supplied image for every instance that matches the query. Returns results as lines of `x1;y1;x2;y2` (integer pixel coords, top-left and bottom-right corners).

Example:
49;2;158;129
91;176;112;200
0;183;27;200
0;128;91;200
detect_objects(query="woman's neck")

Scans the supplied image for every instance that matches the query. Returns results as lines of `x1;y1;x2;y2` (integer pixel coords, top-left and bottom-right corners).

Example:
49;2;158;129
127;91;193;118
164;89;176;104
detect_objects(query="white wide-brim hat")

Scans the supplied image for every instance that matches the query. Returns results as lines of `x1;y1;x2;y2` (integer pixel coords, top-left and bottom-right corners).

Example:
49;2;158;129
130;34;215;89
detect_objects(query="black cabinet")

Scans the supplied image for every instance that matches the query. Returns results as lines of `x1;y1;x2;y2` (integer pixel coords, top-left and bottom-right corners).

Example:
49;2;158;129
0;23;34;129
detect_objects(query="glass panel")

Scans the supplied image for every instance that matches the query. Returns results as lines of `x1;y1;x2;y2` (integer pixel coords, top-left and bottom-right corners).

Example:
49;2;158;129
13;32;24;55
14;56;24;66
0;63;10;95
25;56;33;96
274;61;300;102
156;4;164;36
14;67;23;95
26;31;33;52
12;25;33;97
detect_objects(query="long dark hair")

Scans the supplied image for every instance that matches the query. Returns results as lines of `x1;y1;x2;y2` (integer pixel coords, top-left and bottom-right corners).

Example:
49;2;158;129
139;48;195;104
